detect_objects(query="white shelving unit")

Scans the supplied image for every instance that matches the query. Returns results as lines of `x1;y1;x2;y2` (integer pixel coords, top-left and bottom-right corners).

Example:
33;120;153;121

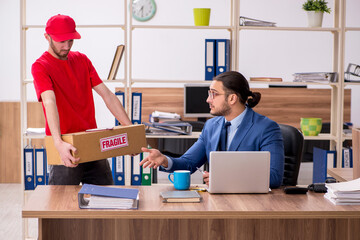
236;0;355;168
20;0;356;183
18;1;359;238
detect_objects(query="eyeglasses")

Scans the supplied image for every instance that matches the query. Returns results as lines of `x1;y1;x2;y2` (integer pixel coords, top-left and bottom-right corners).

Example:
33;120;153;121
208;90;225;99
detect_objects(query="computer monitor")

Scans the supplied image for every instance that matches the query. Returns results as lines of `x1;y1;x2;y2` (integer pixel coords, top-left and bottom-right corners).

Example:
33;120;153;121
184;83;212;120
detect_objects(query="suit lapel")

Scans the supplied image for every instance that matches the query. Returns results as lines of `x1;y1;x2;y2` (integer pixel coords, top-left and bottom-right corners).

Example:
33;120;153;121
228;108;254;151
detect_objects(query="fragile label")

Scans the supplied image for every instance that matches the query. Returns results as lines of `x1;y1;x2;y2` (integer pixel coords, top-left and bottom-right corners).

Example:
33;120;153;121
100;133;128;152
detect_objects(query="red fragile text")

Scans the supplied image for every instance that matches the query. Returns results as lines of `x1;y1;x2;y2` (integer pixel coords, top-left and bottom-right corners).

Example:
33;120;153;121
100;133;128;152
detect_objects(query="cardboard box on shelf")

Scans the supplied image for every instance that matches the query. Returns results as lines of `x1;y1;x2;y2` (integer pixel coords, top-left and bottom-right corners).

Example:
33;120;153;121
45;124;147;165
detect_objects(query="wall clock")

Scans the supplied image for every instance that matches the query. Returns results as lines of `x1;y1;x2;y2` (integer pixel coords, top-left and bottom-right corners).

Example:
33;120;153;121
131;0;156;22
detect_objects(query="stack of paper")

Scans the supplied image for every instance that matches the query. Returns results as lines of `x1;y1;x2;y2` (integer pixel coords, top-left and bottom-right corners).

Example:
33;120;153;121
78;184;139;209
324;178;360;205
25;128;45;136
293;72;338;83
150;111;181;122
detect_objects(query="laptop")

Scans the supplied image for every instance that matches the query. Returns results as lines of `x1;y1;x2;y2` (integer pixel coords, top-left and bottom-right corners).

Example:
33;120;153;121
207;151;270;194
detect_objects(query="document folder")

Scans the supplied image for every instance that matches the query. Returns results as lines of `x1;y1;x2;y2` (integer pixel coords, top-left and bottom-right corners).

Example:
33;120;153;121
141;151;151;185
131;92;142;124
215;39;230;76
115;91;125;126
24;146;35;190
35;147;46;187
113;156;125;185
107;157;114;180
342;148;353;168
45;149;50;185
205;39;216;80
78;183;139;209
131;154;142;185
313;147;336;183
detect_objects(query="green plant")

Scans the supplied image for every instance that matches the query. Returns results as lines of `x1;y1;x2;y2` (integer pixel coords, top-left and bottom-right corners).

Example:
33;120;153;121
302;0;331;13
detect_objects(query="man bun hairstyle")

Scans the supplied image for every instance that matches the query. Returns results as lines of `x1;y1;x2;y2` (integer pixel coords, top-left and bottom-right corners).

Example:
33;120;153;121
213;71;261;108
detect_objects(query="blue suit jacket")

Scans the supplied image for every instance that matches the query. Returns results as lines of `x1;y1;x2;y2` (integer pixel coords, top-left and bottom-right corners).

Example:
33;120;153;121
161;108;284;188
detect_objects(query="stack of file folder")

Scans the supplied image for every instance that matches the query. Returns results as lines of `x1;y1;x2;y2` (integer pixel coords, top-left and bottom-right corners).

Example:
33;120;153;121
293;72;338;83
239;16;276;27
144;122;193;135
345;63;360;82
324;178;360;205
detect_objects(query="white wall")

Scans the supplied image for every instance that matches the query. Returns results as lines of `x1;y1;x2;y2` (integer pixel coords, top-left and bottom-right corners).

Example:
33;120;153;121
1;0;360;127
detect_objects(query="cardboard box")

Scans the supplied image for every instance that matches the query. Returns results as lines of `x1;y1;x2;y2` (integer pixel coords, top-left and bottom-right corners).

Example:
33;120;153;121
45;124;147;165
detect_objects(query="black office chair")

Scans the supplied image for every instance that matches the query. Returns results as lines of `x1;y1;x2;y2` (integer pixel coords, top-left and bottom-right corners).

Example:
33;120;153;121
158;121;205;158
279;124;304;186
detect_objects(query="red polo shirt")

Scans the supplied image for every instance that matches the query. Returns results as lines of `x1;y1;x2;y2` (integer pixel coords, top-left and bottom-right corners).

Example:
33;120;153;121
32;51;102;136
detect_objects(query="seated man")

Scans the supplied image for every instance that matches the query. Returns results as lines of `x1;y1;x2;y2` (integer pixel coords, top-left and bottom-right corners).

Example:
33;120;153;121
140;71;284;188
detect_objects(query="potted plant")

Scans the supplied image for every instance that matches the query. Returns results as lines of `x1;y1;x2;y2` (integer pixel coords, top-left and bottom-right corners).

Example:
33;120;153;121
302;0;331;27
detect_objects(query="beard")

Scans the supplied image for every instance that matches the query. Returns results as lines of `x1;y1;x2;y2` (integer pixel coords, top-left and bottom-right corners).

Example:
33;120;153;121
210;101;231;116
50;40;70;60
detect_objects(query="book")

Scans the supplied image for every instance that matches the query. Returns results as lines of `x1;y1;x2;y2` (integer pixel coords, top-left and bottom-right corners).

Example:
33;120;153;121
250;77;282;82
160;190;202;203
107;45;125;80
239;16;276;27
78;183;139;209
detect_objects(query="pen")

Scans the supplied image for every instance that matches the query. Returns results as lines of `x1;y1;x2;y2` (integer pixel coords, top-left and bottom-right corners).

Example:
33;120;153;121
196;167;205;174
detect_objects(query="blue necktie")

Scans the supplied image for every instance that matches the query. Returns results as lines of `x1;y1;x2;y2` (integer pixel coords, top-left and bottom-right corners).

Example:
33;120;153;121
219;122;231;151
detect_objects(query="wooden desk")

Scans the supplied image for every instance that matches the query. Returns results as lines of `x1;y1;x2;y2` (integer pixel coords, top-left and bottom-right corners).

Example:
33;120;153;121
23;185;360;240
328;168;353;182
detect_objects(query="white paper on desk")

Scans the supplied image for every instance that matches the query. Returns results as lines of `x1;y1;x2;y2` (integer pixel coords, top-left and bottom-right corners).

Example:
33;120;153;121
324;193;360;205
325;178;360;193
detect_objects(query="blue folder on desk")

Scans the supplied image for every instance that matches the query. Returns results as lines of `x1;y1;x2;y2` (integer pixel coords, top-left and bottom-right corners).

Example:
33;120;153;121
78;184;139;209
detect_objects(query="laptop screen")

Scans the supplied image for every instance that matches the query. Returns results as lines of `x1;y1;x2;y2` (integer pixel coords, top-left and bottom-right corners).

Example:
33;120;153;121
208;151;270;194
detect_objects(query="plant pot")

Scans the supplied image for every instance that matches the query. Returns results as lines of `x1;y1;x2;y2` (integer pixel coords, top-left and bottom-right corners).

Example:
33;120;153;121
307;11;324;27
193;8;211;26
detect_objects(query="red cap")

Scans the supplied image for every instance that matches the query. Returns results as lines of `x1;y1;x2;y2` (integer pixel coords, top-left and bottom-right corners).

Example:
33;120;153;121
45;14;81;42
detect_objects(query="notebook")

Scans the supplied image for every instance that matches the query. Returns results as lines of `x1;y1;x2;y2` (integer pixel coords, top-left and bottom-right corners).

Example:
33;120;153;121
207;151;270;194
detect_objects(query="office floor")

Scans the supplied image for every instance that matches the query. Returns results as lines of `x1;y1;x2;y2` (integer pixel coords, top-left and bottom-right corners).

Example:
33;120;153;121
0;162;313;240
